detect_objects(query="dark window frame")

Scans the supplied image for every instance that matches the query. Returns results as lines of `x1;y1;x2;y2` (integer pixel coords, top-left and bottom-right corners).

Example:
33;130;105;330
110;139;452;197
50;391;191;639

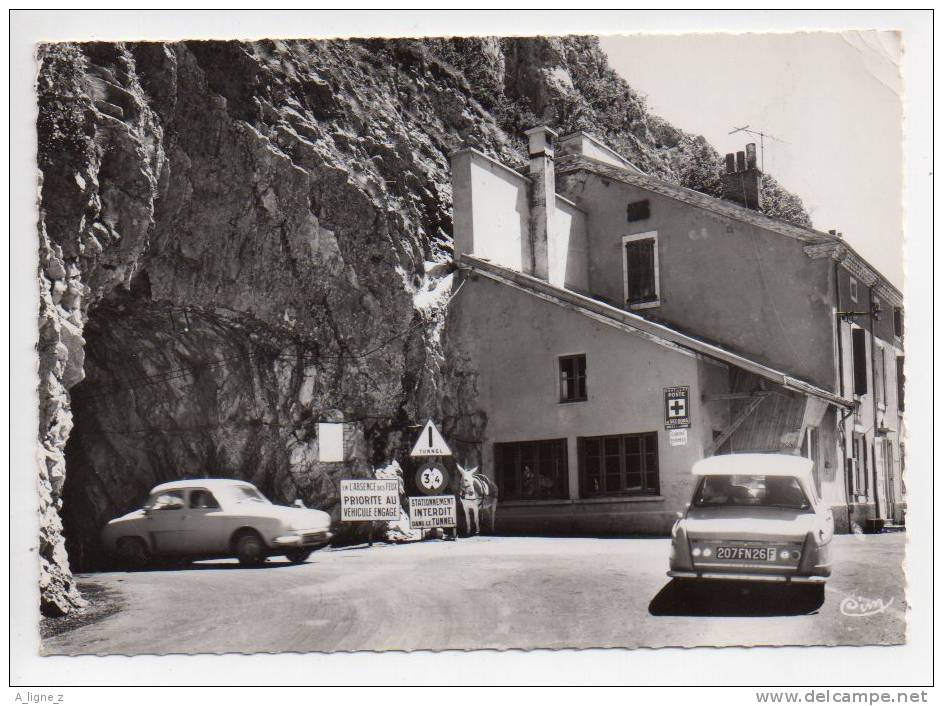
893;307;903;340
494;438;569;502
623;233;659;307
558;354;587;403
578;432;660;498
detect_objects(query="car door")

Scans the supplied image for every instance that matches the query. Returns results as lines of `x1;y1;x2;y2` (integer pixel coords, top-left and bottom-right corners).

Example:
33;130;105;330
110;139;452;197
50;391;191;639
179;488;230;555
145;490;189;554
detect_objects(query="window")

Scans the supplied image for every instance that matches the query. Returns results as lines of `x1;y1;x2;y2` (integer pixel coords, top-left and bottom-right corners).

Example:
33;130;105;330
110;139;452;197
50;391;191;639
626;199;651;222
495;439;568;501
850;434;868;497
145;490;184;510
693;475;811;512
893;307;903;340
851;327;868;396
849;276;859;303
579;432;659;497
623;232;659;307
896;356;905;411
559;354;587;402
189;489;220;510
801;427;819;463
317;422;345;462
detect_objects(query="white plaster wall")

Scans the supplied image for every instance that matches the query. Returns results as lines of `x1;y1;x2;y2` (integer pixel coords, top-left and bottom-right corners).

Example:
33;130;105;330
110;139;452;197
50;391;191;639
550;198;589;291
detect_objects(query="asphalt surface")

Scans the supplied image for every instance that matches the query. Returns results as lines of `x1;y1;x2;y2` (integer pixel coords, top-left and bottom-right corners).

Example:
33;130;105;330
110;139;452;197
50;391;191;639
42;533;906;655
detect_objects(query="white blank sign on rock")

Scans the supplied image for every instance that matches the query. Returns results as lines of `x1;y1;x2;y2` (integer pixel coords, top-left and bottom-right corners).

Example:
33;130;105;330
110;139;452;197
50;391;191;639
317;422;345;462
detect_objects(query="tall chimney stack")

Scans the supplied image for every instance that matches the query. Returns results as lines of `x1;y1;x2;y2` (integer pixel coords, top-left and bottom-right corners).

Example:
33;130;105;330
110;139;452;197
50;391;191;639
721;142;764;211
524;125;557;281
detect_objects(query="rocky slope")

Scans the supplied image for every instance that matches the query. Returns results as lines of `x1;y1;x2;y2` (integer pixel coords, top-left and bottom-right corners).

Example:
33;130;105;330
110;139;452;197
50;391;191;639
36;36;811;615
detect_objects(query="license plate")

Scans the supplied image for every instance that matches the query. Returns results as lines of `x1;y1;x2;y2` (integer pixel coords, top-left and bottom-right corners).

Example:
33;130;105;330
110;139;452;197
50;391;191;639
715;546;776;562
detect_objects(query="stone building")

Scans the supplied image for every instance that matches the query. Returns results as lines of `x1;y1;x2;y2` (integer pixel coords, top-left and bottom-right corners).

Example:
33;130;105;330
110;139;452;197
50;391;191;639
448;127;904;534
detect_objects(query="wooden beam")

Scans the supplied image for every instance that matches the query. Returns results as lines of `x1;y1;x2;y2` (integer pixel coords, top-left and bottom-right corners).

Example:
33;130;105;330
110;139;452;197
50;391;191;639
702;393;761;402
706;394;768;456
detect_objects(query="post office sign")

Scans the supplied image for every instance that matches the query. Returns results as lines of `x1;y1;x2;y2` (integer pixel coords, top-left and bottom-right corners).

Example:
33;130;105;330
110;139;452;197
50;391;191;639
664;386;691;429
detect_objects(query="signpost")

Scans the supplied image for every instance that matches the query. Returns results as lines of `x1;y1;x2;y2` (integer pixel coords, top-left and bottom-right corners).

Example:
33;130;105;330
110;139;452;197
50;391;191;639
408;419;456;539
339;479;401;521
340;479;402;546
408;495;457;529
410;419;452;457
664;386;691;430
414;460;449;495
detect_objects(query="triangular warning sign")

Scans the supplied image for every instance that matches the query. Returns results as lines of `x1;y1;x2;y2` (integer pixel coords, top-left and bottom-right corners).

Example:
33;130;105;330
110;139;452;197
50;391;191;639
410;419;452;457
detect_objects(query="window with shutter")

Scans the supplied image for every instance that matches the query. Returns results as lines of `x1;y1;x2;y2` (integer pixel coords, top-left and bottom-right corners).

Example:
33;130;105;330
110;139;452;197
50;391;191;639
851;328;868;396
623;232;660;307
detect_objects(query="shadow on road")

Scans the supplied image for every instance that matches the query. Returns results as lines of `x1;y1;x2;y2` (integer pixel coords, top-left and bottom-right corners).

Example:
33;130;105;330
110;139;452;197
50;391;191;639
649;579;824;617
112;558;303;573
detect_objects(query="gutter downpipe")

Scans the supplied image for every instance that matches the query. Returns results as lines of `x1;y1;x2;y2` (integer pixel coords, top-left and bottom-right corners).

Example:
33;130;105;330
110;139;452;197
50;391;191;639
869;286;881;521
833;261;853;531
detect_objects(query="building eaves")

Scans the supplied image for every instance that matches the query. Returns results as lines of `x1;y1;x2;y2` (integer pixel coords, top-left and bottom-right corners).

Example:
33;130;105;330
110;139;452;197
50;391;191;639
556;154;902;306
459;254;853;410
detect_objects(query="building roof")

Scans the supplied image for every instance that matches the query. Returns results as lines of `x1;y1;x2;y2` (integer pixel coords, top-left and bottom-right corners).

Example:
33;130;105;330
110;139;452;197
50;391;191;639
555;153;903;307
691;453;813;477
459;254;853;409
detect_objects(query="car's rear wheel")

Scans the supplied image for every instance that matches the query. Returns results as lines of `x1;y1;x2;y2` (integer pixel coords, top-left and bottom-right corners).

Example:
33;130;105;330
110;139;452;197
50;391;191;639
285;549;313;564
234;531;267;566
116;537;150;569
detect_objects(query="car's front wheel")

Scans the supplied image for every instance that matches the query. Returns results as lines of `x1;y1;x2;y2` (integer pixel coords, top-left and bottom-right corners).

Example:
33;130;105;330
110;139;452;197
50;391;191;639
234;530;267;567
285;549;313;564
116;537;150;570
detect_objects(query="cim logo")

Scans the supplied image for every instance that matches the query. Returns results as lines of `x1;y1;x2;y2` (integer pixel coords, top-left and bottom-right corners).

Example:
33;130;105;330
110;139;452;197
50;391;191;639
839;594;894;617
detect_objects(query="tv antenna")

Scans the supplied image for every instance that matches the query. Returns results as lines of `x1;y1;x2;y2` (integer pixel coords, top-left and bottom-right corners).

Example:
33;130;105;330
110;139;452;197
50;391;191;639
728;125;786;172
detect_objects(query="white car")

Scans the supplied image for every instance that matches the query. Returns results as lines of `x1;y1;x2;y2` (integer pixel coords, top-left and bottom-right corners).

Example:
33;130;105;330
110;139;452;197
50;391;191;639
668;454;834;597
101;479;333;567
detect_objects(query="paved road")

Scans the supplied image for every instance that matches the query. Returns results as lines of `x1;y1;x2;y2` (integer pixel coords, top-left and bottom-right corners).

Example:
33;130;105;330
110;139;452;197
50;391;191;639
43;534;906;655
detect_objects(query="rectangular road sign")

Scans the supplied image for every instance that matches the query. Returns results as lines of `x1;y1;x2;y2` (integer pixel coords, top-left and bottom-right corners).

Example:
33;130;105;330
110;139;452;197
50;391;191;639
340;479;401;521
408;495;457;529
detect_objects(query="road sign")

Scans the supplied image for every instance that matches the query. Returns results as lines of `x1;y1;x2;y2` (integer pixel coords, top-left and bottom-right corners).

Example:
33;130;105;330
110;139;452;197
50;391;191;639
664;386;691;429
410;419;452;457
415;460;449;495
408;495;457;529
340;479;401;521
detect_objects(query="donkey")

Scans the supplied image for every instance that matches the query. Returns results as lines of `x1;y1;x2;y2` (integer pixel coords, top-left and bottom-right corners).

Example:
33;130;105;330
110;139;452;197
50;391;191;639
455;463;498;536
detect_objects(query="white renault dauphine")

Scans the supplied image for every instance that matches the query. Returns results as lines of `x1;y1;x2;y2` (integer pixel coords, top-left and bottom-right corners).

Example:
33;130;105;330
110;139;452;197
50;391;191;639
668;454;833;597
101;478;333;567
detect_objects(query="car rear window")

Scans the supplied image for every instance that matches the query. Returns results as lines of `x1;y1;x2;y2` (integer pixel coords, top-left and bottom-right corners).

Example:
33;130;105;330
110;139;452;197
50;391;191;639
692;474;811;511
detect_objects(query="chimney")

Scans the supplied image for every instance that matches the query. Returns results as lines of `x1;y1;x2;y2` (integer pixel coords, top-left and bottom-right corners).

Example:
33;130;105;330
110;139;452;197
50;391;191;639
721;142;763;211
524;125;558;280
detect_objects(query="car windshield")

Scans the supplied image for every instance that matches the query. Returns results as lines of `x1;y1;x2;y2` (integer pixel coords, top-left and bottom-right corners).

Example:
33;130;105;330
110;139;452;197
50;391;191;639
229;485;271;504
692;474;811;511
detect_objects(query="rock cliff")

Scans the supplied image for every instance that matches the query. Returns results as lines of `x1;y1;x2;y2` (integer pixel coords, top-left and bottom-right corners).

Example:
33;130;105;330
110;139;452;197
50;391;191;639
36;36;811;615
